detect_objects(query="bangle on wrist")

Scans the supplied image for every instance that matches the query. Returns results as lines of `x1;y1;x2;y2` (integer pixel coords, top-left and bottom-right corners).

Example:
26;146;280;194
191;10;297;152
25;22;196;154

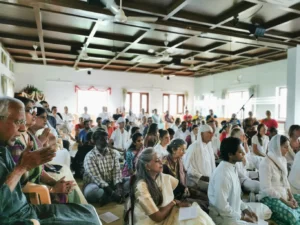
172;200;177;206
49;187;54;193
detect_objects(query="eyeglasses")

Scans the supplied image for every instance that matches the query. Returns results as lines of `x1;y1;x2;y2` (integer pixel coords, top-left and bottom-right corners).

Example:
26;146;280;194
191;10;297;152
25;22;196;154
0;116;26;126
25;107;37;115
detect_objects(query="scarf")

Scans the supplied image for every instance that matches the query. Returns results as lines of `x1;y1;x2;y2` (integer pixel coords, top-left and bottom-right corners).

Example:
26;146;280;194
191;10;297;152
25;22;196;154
267;134;289;188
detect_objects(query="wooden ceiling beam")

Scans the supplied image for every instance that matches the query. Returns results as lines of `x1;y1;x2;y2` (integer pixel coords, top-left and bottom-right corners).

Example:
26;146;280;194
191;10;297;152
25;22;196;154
0;0;112;20
101;29;152;70
163;0;191;21
33;6;46;65
74;19;103;68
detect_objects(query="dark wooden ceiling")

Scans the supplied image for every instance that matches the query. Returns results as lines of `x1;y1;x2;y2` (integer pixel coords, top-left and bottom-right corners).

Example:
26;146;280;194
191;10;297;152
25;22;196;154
0;0;300;77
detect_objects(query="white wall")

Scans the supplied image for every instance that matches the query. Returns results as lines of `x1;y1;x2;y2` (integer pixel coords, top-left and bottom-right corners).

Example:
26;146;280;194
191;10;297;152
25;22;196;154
14;63;194;116
194;59;287;119
0;43;15;96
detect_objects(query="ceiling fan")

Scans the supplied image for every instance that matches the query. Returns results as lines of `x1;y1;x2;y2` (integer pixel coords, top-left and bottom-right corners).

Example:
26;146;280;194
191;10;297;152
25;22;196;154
75;67;93;72
30;44;54;61
113;0;158;23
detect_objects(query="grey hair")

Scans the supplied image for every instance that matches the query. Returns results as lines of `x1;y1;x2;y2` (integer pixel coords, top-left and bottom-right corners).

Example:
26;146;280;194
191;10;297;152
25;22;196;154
136;148;163;206
0;96;23;117
230;127;244;138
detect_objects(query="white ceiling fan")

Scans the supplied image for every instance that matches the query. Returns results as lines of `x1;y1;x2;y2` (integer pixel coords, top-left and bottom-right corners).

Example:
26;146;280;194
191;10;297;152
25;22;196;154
113;0;158;23
75;67;93;72
30;44;54;61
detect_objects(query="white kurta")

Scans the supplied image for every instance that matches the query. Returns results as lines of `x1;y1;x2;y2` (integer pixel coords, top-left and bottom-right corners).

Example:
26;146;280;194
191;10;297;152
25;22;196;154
98;112;110;121
208;161;248;225
110;128;129;150
170;124;179;133
126;114;137;123
62;113;74;131
184;140;216;186
174;129;191;140
191;133;197;143
81;113;91;121
258;157;290;201
251;135;269;155
211;136;220;155
154;144;168;158
289;151;300;194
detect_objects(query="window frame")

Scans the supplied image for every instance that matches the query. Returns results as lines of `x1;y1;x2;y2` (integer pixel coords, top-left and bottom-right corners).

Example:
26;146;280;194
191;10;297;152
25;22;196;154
126;92;149;114
277;86;287;120
163;93;185;115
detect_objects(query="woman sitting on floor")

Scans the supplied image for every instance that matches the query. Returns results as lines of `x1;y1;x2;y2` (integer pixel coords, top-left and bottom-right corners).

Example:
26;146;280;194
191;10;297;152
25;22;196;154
251;124;269;157
122;132;144;177
154;129;170;158
162;138;209;212
144;123;159;148
130;148;215;225
258;134;300;225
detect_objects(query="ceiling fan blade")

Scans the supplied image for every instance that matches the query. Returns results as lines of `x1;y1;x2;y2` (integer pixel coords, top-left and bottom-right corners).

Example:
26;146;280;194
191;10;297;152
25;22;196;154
127;17;158;22
75;67;93;72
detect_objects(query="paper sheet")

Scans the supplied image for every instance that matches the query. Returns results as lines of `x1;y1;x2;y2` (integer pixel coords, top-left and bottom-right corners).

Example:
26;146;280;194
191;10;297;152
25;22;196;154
178;206;198;221
99;212;119;224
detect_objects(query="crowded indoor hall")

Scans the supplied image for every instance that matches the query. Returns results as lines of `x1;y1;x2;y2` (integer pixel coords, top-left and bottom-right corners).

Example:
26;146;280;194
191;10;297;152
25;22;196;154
1;0;300;224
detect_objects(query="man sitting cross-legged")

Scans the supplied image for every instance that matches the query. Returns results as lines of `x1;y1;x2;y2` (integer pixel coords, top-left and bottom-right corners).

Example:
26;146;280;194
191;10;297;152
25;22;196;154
83;128;125;206
0;96;101;225
208;137;258;225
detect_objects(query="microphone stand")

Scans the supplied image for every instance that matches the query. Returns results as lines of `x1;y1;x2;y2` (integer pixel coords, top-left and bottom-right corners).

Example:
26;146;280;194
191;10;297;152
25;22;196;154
236;94;254;127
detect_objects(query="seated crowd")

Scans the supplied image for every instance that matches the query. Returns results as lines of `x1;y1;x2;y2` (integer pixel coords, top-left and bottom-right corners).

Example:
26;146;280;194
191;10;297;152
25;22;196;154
1;95;300;225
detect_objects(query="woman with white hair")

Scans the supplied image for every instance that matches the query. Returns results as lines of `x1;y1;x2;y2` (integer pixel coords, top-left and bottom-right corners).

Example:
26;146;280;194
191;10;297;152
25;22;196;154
127;148;215;225
258;134;300;225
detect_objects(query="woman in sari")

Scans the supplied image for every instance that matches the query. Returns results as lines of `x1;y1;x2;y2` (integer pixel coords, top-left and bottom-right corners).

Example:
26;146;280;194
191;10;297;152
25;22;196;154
258;134;300;225
122;132;144;177
163;138;209;212
130;148;215;225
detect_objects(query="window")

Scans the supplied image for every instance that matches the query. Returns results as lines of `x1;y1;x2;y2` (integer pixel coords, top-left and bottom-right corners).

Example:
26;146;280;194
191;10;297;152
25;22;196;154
77;90;108;115
278;87;287;120
125;92;149;114
1;51;7;66
163;94;185;115
225;90;251;118
9;60;14;72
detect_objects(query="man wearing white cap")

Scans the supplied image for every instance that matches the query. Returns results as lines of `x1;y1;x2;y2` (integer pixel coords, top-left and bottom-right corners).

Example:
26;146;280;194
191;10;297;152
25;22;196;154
109;117;129;157
184;124;215;192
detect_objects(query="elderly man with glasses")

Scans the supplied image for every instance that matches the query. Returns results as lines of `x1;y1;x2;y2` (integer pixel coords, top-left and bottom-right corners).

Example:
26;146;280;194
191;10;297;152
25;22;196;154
0;97;101;225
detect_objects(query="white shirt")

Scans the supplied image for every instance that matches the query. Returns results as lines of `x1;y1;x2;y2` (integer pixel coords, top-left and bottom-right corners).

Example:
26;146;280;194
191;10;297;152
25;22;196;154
258;157;290;201
54;114;64;125
98;112;110;121
81;113;91;121
62;113;74;123
170;124;179;133
211;136;220;155
110;128;129;150
174;129;190;140
126;113;137;123
251;135;269;155
154;144;168;158
208;161;248;221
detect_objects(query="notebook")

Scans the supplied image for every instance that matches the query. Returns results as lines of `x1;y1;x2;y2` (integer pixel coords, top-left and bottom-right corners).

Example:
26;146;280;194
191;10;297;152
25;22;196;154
99;212;119;224
178;206;198;221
